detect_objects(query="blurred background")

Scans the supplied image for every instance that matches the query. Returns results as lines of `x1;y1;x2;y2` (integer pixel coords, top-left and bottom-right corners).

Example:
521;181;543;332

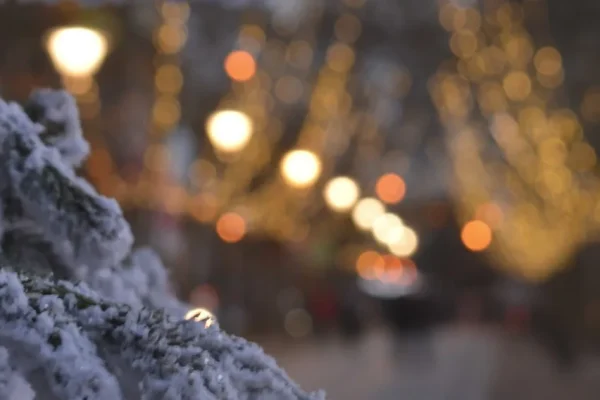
3;0;600;398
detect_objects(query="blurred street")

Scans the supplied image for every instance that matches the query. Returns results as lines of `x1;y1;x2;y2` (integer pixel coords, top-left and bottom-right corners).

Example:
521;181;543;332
261;326;600;400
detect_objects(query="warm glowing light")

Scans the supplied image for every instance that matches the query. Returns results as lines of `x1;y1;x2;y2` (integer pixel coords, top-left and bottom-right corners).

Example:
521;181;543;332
534;47;562;76
224;50;256;82
389;227;419;257
352;197;385;230
216;212;246;243
323;176;360;212
280;150;322;188
461;220;492;252
503;71;531;101
206;110;253;153
375;174;406;204
188;193;218;223
372;213;404;244
475;202;504;228
381;254;403;281
46;26;109;77
185;307;216;328
356;250;384;280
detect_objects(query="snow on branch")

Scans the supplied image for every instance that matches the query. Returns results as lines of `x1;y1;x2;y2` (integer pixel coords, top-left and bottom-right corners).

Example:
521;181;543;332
82;247;189;316
0;271;324;399
0;88;322;398
0;97;133;269
0;272;123;400
24;89;90;168
0;346;35;400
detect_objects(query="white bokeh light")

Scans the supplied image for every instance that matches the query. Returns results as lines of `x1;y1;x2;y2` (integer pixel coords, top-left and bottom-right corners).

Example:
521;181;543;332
206;110;253;153
323;176;360;212
46;26;109;77
280;150;322;188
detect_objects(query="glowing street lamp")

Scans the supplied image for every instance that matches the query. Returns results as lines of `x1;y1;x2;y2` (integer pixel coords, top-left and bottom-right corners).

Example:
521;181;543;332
45;26;109;77
280;149;322;188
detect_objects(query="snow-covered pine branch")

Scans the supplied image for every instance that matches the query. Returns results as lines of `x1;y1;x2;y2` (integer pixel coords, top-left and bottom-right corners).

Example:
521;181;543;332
0;270;324;399
0;90;322;398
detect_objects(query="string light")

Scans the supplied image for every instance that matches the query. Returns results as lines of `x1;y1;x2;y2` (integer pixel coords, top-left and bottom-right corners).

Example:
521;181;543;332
432;0;600;278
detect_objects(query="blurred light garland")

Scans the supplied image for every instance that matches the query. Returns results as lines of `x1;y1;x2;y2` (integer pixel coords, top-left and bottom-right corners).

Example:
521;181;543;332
432;0;600;280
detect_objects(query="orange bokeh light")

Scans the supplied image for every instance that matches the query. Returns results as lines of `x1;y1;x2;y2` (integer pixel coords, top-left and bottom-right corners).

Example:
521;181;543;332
356;250;384;279
375;173;406;204
475;202;503;228
461;220;492;252
382;254;403;281
224;51;256;82
216;212;246;243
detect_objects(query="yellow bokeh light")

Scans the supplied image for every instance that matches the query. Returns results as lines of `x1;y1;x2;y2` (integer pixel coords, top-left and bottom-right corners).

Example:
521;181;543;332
326;43;355;73
352;197;385;231
155;64;184;94
372;213;404;245
46;26;109;77
389;227;419;257
534;47;562;76
157;24;187;53
323;176;360;212
280;150;322;188
503;71;531;101
185;307;216;328
206;110;253;153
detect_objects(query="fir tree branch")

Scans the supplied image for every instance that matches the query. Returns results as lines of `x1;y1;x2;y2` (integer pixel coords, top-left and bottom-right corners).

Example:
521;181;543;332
0;270;324;400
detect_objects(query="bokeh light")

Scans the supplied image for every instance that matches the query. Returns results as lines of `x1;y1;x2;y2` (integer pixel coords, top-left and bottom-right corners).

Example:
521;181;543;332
375;173;406;204
206;110;253;153
224;50;256;82
372;213;404;244
356;250;384;280
461;220;492;252
352;197;385;230
280;150;322;188
216;212;246;243
475;202;504;228
389;226;419;257
323;176;360;212
46;26;108;77
185;307;216;328
284;308;313;339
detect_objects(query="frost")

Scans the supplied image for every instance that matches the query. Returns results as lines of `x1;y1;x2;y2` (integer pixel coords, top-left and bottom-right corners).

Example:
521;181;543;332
24;89;90;168
0;88;322;399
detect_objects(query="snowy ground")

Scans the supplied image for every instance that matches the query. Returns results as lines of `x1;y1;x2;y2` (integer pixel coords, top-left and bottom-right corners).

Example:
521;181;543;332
259;325;600;400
